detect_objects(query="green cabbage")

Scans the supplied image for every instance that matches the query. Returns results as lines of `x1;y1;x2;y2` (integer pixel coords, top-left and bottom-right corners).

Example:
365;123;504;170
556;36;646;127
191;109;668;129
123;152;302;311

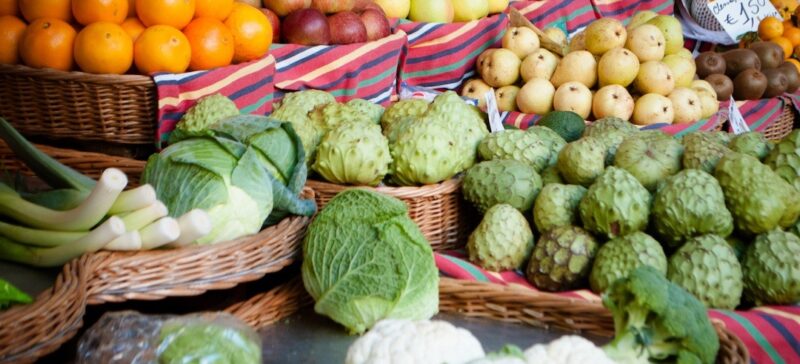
142;115;315;244
301;189;439;334
157;318;261;364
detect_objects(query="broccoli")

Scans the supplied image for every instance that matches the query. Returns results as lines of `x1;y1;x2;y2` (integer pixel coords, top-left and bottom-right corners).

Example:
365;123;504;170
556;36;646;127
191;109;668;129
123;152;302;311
602;266;720;364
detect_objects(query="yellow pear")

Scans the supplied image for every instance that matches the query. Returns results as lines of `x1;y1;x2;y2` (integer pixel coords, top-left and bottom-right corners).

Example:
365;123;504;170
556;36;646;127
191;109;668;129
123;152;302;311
550;50;597;88
487;0;509;13
374;0;411;19
409;0;454;23
452;0;489;22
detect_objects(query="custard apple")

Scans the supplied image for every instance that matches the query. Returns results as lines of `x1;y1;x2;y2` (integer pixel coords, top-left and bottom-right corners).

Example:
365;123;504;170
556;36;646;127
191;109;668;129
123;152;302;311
278;90;335;112
540;166;564;185
730;131;773;161
579;167;651;239
381;99;429;132
613;132;684;191
390;116;462;186
478;130;554;172
525;226;599;292
310;102;373;132
533;184;587;233
170;94;239;143
384;117;419;145
582;117;639;165
463;159;543;214
715;152;800;235
765;129;800;191
467;204;535;272
742;229;800;305
589;231;667;294
527;126;567;166
556;137;606;187
271;104;323;164
682;132;731;173
667;235;743;309
651;169;733;247
726;235;747;261
427;91;489;170
346;99;384;124
313;122;391;186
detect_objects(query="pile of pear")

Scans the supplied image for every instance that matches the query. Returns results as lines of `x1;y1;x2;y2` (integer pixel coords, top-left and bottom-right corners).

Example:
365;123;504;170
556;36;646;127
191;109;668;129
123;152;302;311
462;11;720;126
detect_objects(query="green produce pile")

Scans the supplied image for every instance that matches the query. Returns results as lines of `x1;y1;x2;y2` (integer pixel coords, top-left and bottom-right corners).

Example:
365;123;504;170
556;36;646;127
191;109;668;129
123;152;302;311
462;120;800;309
271;90;488;186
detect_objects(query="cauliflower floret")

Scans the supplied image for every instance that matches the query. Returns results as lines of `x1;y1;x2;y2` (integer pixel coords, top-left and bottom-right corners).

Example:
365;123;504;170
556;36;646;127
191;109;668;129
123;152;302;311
523;336;614;364
345;319;485;364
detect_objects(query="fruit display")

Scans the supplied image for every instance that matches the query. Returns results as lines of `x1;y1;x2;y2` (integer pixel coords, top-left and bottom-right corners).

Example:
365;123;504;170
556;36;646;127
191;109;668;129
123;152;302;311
264;0;392;45
460;120;800;308
462;11;722;125
363;0;508;23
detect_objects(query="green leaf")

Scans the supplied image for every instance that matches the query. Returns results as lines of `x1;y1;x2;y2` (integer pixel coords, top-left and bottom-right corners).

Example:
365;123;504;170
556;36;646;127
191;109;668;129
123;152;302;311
0;278;32;310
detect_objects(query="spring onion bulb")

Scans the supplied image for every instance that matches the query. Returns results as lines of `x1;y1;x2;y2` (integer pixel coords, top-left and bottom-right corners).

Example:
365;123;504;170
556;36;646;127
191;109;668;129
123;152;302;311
108;184;157;215
0;220;86;247
169;209;212;247
0;169;127;231
104;231;142;251
119;201;168;232
139;217;180;250
0;216;125;267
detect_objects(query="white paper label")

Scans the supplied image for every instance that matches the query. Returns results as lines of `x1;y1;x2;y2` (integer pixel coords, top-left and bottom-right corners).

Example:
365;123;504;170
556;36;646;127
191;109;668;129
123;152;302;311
485;89;504;133
728;96;750;134
706;0;781;41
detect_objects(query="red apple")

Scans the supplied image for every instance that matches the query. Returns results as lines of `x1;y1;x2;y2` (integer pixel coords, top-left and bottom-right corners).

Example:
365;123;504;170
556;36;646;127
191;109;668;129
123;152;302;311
353;0;384;14
327;11;368;44
360;9;390;41
264;0;311;17
260;8;281;43
283;8;331;45
312;0;355;13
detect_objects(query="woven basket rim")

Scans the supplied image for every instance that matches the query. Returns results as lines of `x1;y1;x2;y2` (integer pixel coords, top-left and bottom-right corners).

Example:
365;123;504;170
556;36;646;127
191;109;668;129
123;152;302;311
305;176;462;198
0;63;153;85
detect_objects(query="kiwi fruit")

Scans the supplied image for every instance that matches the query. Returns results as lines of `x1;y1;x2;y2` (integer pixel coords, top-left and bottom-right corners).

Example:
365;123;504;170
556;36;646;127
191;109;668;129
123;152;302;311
723;49;761;78
733;68;768;100
705;74;734;101
778;62;800;93
695;52;726;78
749;42;785;69
762;68;789;98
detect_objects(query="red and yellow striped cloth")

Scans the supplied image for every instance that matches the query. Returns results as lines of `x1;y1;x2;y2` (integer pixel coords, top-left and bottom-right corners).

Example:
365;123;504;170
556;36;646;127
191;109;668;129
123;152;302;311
437;251;800;364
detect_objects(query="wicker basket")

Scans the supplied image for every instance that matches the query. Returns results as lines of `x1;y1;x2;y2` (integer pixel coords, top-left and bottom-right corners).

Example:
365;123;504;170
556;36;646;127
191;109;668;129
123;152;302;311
763;104;796;141
226;278;750;364
305;178;471;252
0;256;90;364
0;64;157;145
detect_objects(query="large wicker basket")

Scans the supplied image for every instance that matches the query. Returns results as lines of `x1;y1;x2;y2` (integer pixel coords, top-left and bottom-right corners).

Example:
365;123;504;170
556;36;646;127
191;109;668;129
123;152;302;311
225;278;750;364
0;64;157;145
305;178;472;252
763;104;796;141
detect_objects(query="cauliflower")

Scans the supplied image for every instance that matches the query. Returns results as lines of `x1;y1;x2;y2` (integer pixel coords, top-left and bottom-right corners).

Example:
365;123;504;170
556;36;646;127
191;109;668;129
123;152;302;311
524;336;615;364
345;319;485;364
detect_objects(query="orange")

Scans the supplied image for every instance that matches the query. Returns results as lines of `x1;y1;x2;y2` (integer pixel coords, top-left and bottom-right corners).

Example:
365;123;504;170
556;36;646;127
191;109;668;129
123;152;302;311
0;0;18;16
72;0;128;25
784;26;800;46
759;16;785;40
194;0;233;20
224;3;271;63
127;0;135;16
0;15;25;64
74;21;132;74
772;36;794;59
20;18;76;70
785;19;795;30
786;58;800;73
136;0;195;29
183;17;233;70
134;25;190;73
19;0;72;22
120;17;145;41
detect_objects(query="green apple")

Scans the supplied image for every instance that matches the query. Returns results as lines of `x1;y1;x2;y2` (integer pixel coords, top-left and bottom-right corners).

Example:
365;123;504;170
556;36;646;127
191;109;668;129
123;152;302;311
626;10;658;31
551;50;597;88
592;84;634;120
633;93;674;125
517;78;555;114
487;0;508;14
461;78;492;109
625;24;665;62
502;27;540;59
645;15;684;55
662;54;696;88
584;18;627;55
553;81;593;119
409;0;454;23
598;47;640;87
495;85;520;112
452;0;489;22
374;0;411;19
634;61;675;96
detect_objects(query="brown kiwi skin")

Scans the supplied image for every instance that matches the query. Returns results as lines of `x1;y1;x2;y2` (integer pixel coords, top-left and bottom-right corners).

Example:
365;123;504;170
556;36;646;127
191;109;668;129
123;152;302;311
733;68;768;100
723;49;762;79
762;68;789;98
748;42;785;69
695;52;726;78
705;74;734;101
778;62;800;93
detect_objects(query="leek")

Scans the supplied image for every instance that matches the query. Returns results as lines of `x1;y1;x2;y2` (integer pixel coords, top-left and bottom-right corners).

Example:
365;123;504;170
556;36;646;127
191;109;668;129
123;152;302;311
0;217;125;267
0;221;85;247
108;184;157;214
104;231;142;251
119;201;168;232
140;217;180;250
170;209;212;247
0;168;127;231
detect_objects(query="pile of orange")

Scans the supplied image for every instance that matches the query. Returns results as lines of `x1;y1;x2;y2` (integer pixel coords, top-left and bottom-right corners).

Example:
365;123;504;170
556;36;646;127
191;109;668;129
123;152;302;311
0;0;273;75
758;16;800;70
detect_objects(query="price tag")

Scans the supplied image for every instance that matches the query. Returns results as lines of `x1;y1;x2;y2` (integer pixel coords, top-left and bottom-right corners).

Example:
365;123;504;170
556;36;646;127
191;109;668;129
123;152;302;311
485;89;504;133
728;96;750;135
706;0;781;41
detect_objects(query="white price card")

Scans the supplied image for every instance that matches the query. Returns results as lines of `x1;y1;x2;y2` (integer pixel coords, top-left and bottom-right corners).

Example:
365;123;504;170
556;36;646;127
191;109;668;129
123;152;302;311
485;89;504;133
728;96;751;135
707;0;781;41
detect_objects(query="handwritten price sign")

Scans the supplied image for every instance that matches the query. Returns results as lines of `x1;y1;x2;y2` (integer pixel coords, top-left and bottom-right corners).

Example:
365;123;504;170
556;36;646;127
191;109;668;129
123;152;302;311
707;0;781;40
